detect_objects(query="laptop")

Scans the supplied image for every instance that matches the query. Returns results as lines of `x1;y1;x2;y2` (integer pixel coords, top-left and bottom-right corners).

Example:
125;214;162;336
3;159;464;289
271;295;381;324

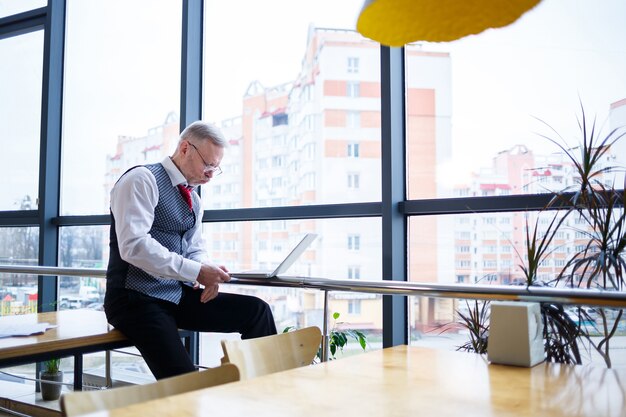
230;233;317;278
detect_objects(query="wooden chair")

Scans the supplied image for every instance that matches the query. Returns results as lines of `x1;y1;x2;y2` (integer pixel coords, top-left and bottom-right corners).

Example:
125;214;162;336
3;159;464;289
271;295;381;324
220;326;322;380
60;363;239;417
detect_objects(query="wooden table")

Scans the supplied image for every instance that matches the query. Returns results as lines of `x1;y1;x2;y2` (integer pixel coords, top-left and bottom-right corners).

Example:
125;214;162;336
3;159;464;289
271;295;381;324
0;310;133;390
78;345;625;417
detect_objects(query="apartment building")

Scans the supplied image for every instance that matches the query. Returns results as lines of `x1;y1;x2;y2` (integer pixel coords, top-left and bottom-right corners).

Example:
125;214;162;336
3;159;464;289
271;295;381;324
103;28;452;333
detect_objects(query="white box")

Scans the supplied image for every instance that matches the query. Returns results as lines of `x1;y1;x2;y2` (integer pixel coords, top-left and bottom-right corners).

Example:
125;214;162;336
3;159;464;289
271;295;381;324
487;301;544;367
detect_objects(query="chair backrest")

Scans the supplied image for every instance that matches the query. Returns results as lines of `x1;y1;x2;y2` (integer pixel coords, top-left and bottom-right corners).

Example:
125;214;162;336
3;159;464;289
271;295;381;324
60;363;239;417
221;326;322;380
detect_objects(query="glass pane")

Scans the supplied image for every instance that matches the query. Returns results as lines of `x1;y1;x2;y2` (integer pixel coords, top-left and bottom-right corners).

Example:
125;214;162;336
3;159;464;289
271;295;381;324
408;213;626;367
203;0;379;208
407;0;626;199
0;0;46;18
57;226;153;384
0;31;42;210
61;0;182;215
409;211;589;288
199;217;382;365
58;226;107;310
0;227;39;316
203;217;381;279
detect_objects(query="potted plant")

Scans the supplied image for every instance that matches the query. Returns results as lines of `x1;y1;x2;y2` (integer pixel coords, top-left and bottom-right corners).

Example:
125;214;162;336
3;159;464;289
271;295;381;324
451;104;625;367
40;358;63;401
283;312;367;362
541;105;626;367
323;312;367;361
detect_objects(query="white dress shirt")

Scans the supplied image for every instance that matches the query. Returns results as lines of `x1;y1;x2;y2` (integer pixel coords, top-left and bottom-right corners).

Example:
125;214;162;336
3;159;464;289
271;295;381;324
110;157;208;284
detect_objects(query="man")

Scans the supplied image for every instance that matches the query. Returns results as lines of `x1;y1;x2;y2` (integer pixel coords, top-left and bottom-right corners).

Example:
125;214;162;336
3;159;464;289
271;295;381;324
104;121;277;379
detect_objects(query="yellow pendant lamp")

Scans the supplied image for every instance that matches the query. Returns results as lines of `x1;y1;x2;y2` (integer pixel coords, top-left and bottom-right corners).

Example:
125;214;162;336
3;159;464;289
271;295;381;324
356;0;542;46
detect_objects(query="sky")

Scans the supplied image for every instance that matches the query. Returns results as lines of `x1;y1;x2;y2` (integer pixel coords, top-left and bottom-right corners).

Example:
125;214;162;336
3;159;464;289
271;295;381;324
0;0;625;213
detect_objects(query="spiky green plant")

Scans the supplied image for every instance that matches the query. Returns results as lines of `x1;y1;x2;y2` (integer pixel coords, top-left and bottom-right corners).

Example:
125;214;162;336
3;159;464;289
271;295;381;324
515;212;583;364
455;299;490;354
43;358;61;374
536;103;625;209
539;104;626;368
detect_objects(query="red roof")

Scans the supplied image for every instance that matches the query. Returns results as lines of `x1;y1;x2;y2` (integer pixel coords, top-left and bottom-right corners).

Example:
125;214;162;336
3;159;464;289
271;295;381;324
532;169;552;176
480;183;511;190
260;108;287;119
143;145;161;152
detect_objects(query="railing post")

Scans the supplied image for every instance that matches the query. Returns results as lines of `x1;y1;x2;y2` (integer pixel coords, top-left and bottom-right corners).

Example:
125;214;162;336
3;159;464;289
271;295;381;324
321;289;329;362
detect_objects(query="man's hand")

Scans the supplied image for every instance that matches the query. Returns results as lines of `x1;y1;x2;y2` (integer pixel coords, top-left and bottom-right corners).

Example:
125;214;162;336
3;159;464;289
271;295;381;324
196;263;230;303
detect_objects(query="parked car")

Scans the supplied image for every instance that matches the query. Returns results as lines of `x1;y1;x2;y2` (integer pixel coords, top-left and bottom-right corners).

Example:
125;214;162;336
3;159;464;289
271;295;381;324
59;296;83;310
85;302;104;311
79;286;100;303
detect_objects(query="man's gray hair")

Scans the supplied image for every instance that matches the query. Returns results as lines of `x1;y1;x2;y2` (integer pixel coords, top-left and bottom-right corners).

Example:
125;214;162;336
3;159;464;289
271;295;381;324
180;121;227;147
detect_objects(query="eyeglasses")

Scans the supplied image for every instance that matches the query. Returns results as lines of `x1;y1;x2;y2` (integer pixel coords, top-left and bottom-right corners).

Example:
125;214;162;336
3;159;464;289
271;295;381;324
187;142;223;176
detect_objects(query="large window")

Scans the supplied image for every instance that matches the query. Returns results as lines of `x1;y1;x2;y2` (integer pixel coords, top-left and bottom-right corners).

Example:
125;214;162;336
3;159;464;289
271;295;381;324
0;0;46;18
406;0;626;199
0;227;39;315
61;0;182;215
58;226;107;310
1;0;625;374
202;0;379;208
0;31;43;211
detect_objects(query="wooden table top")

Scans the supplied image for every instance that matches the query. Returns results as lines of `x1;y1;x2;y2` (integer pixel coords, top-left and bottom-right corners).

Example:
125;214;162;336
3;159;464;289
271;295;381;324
77;345;626;417
0;310;127;364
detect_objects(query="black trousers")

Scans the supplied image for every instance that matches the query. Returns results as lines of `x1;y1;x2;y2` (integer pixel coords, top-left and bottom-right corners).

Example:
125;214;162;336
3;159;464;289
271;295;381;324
104;285;277;379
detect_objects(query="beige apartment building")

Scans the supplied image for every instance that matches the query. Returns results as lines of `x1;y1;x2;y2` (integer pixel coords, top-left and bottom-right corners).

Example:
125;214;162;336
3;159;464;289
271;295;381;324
104;28;453;334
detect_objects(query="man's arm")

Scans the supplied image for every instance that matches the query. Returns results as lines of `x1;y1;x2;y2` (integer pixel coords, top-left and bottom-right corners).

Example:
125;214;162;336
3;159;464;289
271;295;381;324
183;189;231;302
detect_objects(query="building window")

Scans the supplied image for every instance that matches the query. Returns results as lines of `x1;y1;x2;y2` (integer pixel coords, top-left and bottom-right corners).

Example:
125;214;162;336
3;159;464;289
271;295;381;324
348;300;361;314
455;231;471;239
347;143;360;158
347;173;360;189
272;113;288;126
271;155;283;167
483;260;497;268
303;84;313;101
348;234;360;251
347;57;359;73
347;111;360;128
348;266;361;279
347;81;360;97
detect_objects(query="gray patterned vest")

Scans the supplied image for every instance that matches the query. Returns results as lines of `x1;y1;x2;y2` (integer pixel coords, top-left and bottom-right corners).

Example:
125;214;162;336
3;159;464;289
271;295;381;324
106;163;196;304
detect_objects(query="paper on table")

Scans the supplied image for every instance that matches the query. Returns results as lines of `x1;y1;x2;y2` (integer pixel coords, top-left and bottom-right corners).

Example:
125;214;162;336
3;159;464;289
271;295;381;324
0;322;57;338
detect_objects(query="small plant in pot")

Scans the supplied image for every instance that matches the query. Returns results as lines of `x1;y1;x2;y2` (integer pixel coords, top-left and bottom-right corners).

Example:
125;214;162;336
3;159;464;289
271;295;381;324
323;312;367;361
283;312;367;362
40;358;63;401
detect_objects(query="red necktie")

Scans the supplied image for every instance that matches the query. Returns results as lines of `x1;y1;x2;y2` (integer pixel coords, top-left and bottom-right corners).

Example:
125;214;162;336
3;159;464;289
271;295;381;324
177;185;193;211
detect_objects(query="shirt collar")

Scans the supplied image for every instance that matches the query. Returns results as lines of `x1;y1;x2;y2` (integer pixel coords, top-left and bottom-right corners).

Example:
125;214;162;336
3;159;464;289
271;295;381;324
161;157;191;188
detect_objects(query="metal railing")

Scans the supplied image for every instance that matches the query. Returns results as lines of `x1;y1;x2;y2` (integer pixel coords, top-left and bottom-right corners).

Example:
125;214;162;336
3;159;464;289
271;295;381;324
2;264;626;362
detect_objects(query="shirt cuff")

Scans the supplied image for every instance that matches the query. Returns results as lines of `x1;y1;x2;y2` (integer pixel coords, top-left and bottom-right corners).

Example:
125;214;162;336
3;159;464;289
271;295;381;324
180;258;202;283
